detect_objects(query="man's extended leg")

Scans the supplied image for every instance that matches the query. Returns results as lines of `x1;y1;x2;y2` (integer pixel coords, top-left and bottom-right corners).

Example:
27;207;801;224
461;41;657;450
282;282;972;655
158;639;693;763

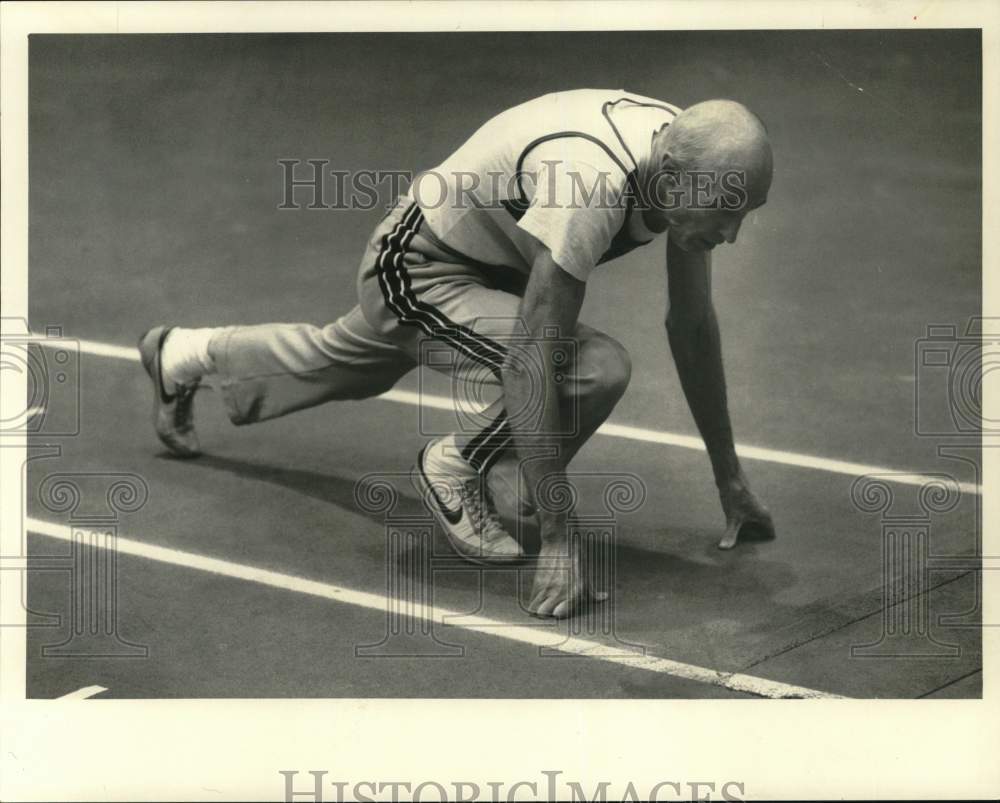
138;304;415;456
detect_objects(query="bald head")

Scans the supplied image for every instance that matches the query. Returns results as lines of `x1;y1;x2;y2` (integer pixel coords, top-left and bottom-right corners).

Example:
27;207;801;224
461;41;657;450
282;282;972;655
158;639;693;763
643;100;773;250
654;99;773;194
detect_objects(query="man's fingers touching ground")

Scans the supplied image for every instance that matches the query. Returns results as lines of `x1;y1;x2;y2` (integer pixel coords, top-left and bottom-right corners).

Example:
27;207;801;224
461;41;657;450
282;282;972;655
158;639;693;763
717;519;742;550
528;586;609;619
718;513;777;550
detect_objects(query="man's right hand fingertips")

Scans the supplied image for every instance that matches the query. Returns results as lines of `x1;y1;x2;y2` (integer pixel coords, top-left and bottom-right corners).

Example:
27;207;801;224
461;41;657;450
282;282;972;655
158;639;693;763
717;521;740;550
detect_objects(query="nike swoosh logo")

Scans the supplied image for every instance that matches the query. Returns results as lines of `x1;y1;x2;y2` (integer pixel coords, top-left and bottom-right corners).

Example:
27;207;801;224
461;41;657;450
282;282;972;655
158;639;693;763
418;451;464;526
154;328;176;404
140;327;177;404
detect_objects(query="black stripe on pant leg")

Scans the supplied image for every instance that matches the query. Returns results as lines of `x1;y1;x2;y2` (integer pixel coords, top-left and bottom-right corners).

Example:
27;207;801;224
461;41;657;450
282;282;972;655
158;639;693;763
391;210;507;372
391;269;507;376
477;435;513;476
374;209;506;376
370;205;514;473
461;410;513;474
395;214;507;372
461;409;507;465
373;203;422;326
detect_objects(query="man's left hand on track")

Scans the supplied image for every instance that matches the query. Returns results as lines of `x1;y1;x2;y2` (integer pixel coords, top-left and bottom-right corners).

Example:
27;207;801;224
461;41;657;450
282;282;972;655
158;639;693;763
717;478;775;550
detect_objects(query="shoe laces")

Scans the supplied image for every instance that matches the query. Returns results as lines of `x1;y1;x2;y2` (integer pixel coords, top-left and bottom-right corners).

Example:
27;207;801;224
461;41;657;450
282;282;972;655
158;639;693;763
458;478;506;541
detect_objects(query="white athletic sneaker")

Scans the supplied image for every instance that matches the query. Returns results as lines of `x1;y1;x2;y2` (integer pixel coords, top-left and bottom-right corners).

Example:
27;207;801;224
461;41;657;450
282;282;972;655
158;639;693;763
412;441;524;565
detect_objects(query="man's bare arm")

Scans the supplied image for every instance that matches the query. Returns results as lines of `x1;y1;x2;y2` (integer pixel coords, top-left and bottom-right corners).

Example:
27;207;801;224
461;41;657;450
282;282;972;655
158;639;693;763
503;248;585;538
505;248;604;617
665;235;742;487
665;234;775;548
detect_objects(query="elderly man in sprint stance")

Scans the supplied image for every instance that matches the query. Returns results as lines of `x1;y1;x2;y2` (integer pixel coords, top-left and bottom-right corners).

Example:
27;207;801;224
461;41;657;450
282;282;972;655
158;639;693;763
139;89;776;619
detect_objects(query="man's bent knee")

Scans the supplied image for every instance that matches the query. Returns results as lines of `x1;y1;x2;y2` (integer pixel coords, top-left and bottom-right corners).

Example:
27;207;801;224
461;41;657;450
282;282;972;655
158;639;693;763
576;334;632;402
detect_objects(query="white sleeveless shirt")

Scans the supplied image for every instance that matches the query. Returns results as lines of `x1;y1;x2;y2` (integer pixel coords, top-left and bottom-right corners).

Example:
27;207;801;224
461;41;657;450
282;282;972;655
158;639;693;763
410;89;681;281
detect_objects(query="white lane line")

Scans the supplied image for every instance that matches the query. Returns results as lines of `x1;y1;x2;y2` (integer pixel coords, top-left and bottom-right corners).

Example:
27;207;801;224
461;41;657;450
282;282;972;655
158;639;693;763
52;338;138;361
57;685;108;700
380;387;458;413
27;517;843;699
31;334;982;495
597;422;979;493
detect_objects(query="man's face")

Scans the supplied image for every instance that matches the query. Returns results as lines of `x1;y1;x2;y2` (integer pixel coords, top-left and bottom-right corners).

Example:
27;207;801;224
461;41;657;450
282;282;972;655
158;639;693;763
666;206;751;252
658;173;769;253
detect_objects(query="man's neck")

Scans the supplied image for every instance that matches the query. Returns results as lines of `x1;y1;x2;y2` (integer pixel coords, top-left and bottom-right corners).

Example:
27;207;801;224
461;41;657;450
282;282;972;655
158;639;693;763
641;205;670;234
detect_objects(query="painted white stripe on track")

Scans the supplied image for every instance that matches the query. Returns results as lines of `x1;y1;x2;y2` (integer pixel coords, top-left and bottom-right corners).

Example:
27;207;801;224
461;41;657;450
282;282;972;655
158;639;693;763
57;685;108;700
32;333;982;495
52;338;139;361
26;517;844;699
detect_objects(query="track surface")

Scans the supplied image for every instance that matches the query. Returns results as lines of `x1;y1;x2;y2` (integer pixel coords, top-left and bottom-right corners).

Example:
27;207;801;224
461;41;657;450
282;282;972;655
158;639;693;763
23;31;982;698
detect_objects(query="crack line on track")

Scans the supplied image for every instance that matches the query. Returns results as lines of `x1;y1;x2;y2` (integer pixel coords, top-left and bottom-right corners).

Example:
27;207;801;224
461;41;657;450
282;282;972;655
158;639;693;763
739;570;977;674
916;667;982;699
26;516;846;700
27;333;982;495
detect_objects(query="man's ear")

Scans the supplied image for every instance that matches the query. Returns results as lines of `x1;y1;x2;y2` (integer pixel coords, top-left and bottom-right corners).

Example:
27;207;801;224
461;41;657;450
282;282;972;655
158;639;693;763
660;153;679;171
658;154;683;186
